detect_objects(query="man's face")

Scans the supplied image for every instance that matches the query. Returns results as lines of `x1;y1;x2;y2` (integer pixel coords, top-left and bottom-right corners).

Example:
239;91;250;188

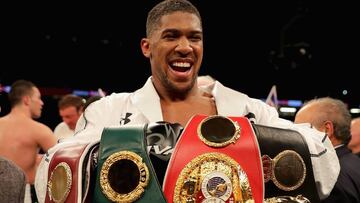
142;11;203;95
29;87;44;119
349;119;360;152
59;106;82;130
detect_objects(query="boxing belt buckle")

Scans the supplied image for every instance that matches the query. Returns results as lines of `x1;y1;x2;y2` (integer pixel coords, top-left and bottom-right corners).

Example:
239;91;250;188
93;125;167;203
46;142;97;203
262;150;306;191
99;150;149;202
47;162;72;203
252;123;319;202
163;115;263;203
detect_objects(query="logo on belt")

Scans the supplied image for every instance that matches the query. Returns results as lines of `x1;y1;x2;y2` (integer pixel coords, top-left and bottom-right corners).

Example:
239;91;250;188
99;150;149;202
174;152;253;202
47;162;72;203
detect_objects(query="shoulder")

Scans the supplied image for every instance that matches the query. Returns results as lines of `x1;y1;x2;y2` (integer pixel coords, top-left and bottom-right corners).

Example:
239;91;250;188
339;149;360;165
76;92;135;130
54;122;72;136
213;81;267;106
84;92;133;114
54;122;67;130
95;92;132;105
213;81;249;98
29;119;53;136
213;81;276;119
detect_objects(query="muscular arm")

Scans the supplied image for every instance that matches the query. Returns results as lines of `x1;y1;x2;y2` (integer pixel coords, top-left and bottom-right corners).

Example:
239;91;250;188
36;123;57;153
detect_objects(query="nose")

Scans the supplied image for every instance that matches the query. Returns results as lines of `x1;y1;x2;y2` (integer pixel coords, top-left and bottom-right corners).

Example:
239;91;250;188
175;37;193;55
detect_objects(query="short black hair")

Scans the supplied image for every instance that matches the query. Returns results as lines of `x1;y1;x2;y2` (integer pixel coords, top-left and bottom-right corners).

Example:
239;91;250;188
146;0;202;37
8;80;36;107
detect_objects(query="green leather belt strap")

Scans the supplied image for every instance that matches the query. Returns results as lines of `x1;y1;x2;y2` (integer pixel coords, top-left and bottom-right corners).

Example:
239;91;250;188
93;125;167;203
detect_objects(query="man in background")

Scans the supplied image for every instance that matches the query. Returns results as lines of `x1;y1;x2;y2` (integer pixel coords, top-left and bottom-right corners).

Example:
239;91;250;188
349;117;360;156
0;79;56;202
295;97;360;203
54;94;85;140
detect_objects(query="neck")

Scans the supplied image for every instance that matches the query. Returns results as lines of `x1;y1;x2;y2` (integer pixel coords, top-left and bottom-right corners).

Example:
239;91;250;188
330;136;343;148
161;87;203;104
152;76;200;102
10;106;31;118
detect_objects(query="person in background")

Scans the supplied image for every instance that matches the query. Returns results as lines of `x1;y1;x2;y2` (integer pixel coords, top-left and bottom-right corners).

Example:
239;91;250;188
36;0;339;201
0;157;27;203
0;79;56;202
349;117;360;156
295;97;360;203
53;94;85;140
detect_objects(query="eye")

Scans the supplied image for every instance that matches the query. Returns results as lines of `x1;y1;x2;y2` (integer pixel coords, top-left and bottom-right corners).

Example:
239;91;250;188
189;35;202;42
163;32;178;41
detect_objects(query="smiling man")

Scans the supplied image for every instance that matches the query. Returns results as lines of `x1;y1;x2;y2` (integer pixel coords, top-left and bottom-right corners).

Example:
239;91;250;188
36;0;340;202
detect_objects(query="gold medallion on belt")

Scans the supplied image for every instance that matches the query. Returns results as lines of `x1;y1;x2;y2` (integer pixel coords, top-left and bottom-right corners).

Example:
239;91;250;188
99;150;149;202
263;150;306;191
174;152;254;203
47;162;72;203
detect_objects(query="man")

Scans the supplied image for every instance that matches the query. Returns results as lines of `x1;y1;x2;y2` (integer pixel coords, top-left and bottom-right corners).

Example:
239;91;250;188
349;117;360;156
0;80;56;201
54;94;85;140
295;97;360;203
36;0;339;201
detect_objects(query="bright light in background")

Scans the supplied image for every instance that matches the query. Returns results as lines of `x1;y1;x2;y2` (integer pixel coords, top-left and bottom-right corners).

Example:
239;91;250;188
342;89;348;95
279;107;297;113
288;100;303;107
350;108;360;114
3;86;11;93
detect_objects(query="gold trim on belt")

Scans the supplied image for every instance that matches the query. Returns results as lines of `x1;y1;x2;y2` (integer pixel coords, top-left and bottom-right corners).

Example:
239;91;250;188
197;115;241;148
265;195;310;203
47;162;72;203
174;152;253;202
99;150;149;202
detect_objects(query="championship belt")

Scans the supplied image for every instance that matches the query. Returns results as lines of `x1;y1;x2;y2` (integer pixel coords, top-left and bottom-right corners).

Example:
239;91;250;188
93;125;167;203
252;124;320;203
46;141;99;203
163;115;264;203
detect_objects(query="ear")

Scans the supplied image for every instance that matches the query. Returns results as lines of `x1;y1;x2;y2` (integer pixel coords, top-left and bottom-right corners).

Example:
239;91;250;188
23;95;31;106
323;120;334;137
140;38;151;58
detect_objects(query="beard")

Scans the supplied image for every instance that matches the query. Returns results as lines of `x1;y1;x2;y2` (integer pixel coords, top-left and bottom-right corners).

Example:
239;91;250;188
159;70;197;99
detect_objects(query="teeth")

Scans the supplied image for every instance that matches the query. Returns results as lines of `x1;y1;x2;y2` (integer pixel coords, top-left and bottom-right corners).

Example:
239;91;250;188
172;62;190;68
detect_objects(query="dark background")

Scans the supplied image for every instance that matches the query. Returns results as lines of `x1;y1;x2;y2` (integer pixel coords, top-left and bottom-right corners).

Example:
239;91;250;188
1;1;359;128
